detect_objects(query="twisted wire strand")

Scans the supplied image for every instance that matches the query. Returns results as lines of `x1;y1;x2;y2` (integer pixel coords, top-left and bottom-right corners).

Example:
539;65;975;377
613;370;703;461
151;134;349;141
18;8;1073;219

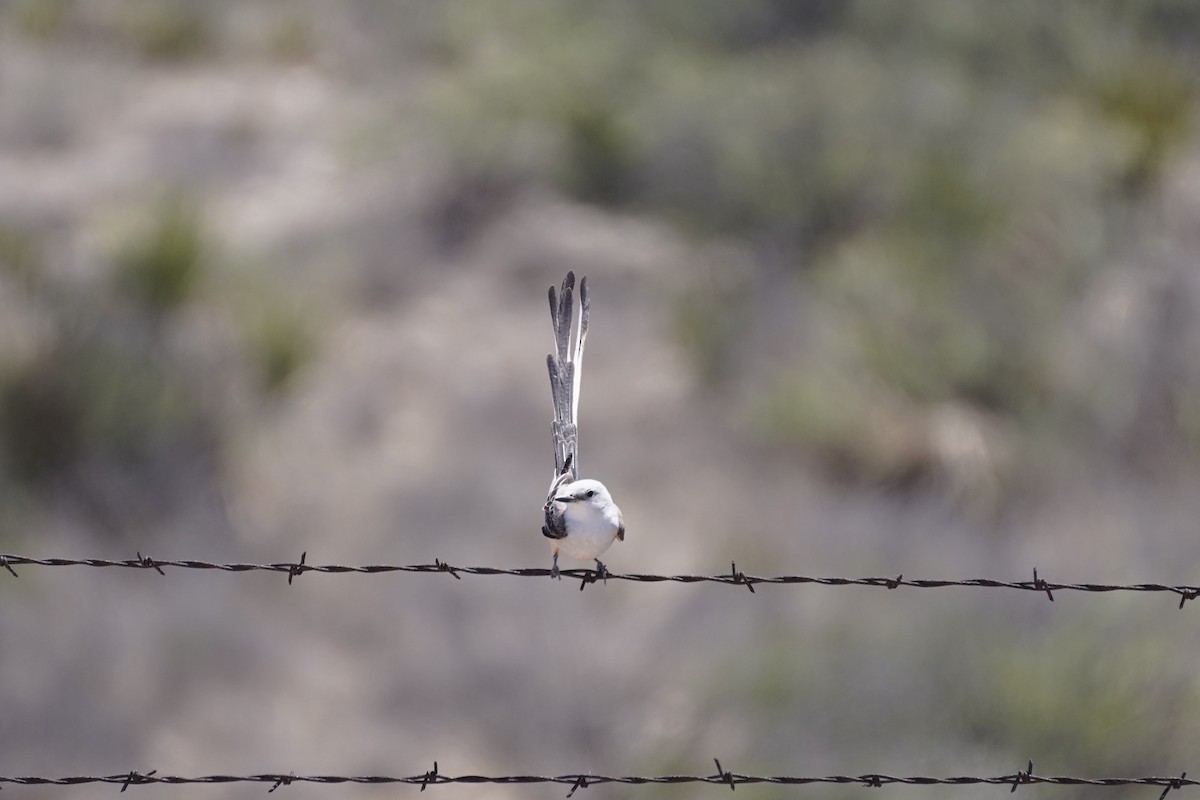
1;553;1197;604
0;767;1194;793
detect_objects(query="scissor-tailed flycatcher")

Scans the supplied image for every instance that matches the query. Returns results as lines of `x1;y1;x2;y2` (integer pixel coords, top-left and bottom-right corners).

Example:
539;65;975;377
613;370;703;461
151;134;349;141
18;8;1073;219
541;272;624;579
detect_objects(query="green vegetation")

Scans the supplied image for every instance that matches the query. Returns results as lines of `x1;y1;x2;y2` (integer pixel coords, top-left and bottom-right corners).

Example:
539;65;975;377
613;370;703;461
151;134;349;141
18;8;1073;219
0;199;309;523
434;0;1200;490
265;12;317;63
0;1;1197;784
0;223;43;282
246;300;313;393
0;338;202;486
6;0;215;60
558;101;634;206
12;0;70;39
112;194;206;314
947;615;1200;776
121;0;213;61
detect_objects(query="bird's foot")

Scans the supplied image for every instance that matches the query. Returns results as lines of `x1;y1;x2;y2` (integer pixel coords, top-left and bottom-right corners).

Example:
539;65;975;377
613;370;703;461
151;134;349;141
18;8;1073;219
551;553;561;580
577;559;609;591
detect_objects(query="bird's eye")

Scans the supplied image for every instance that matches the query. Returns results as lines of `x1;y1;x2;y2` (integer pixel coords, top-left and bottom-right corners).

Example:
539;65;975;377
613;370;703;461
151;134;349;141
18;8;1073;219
585;490;595;498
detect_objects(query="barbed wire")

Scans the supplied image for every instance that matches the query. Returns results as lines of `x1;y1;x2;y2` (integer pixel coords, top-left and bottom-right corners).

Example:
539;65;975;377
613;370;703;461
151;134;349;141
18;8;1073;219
2;552;1198;605
0;762;1193;795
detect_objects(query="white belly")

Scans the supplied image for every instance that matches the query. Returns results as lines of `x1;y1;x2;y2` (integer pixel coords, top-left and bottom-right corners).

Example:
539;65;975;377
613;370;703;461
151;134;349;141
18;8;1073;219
557;525;618;560
554;502;620;561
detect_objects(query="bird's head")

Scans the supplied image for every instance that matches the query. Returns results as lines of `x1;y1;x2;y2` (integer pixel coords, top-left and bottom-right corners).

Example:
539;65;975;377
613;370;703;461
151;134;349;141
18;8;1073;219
554;478;614;508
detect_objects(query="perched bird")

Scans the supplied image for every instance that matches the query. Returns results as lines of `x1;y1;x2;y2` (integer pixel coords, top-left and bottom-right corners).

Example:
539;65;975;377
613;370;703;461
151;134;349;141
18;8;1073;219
543;468;624;578
541;273;625;579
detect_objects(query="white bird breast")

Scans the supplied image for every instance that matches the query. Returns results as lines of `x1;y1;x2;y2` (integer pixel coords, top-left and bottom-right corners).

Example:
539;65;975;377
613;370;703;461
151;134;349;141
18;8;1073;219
555;499;622;560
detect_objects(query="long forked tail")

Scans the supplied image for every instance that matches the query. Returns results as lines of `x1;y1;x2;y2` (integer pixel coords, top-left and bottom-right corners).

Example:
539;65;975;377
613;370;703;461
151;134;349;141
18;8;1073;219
546;271;589;482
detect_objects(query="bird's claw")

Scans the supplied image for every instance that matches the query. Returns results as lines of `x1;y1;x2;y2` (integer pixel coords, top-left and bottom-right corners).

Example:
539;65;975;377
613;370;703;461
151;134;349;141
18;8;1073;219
576;559;610;591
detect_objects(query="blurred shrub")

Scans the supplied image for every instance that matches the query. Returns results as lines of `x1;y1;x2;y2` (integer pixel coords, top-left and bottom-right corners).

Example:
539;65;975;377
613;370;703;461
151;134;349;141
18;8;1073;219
557;101;634;206
1181;390;1200;461
112;194;205;314
672;276;750;386
0;335;203;490
752;372;929;487
947;618;1200;776
12;0;70;39
6;0;217;59
0;355;83;484
636;0;849;50
431;0;1200;494
246;302;312;393
266;12;317;62
0;223;43;282
1084;54;1193;193
125;1;212;60
0;201;308;536
683;607;1200;789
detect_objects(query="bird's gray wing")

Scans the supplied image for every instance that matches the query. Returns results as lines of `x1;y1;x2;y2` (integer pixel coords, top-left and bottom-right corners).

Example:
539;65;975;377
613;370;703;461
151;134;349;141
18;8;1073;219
542;502;568;540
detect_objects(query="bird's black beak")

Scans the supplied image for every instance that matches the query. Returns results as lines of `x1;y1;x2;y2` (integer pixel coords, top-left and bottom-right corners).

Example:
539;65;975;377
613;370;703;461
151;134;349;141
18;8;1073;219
553;495;576;503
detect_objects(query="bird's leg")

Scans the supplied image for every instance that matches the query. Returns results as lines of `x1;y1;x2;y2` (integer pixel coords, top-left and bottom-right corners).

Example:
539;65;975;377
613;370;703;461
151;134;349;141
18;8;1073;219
593;558;608;582
551;550;561;580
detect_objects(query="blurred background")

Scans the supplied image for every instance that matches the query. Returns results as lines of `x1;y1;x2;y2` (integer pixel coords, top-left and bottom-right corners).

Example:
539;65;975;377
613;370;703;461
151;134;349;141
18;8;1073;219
3;1;1200;797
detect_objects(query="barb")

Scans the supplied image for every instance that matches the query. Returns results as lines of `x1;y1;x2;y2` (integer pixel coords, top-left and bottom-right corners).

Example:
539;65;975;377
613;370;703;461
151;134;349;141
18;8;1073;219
728;562;756;594
3;554;1199;605
120;770;156;792
419;763;438;792
2;769;1197;792
136;552;165;576
713;758;736;791
287;552;306;585
269;772;294;793
1161;772;1188;800
1032;569;1054;602
1010;760;1034;793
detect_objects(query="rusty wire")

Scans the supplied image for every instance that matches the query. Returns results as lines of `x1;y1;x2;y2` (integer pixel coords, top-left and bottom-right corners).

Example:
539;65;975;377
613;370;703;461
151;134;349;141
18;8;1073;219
1;552;1198;604
0;762;1193;795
